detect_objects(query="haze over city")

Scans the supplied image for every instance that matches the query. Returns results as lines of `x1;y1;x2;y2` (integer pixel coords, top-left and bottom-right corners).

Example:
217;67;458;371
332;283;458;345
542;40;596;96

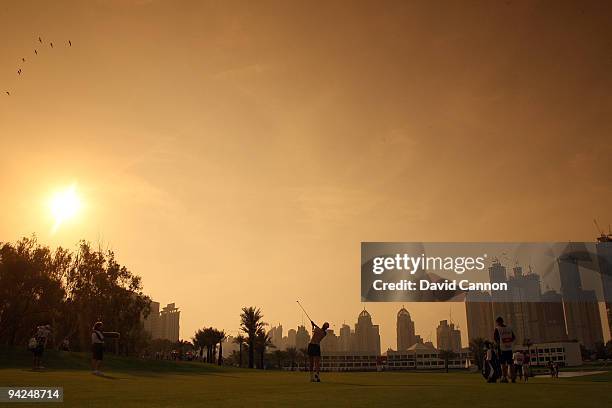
2;0;612;350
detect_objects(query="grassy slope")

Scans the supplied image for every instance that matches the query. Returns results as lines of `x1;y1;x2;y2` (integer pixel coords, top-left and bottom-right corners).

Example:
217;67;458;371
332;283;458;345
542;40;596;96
0;349;610;408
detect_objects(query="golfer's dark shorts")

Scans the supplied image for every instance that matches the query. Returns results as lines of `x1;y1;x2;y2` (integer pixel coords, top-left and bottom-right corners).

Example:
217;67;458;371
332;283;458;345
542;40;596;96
499;350;513;364
307;343;321;357
92;343;104;361
32;345;44;357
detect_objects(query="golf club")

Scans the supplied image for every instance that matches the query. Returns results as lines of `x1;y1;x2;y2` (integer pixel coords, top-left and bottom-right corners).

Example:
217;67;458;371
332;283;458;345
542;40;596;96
296;300;313;322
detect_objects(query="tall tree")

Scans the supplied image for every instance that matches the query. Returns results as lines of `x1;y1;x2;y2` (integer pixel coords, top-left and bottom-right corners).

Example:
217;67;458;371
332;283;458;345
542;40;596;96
192;327;226;363
213;329;225;365
255;329;274;369
65;241;149;353
240;307;266;369
0;237;68;347
202;327;216;362
192;329;207;360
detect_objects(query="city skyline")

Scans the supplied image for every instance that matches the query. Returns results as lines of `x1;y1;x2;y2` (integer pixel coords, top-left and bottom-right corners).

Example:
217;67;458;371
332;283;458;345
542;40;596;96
464;241;612;349
174;249;611;351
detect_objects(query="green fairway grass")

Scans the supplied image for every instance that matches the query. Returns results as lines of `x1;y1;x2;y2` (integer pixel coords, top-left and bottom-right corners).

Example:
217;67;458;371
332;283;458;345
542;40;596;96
1;349;610;407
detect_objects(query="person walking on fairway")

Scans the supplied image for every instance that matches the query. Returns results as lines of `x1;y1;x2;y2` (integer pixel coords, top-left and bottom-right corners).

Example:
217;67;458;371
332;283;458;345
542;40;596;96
493;316;516;383
307;320;329;382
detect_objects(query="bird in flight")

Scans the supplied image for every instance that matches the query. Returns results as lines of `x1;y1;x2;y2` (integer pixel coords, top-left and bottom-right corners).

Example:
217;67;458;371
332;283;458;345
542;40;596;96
22;57;26;62
68;40;72;47
34;49;38;55
50;42;53;48
5;91;10;96
39;36;42;43
17;69;22;75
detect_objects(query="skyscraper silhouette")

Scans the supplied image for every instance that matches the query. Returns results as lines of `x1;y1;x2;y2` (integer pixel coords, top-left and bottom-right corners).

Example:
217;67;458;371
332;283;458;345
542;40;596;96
396;306;416;351
354;309;381;355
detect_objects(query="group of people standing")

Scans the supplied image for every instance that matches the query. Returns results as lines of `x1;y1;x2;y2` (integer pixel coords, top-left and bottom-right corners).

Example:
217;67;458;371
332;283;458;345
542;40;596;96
483;316;531;383
28;321;116;376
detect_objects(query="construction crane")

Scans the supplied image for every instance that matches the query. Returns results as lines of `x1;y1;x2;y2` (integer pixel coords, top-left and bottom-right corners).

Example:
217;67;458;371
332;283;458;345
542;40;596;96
593;218;612;242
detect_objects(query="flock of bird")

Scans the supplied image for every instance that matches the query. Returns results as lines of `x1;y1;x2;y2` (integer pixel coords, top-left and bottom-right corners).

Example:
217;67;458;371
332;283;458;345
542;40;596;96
5;36;72;96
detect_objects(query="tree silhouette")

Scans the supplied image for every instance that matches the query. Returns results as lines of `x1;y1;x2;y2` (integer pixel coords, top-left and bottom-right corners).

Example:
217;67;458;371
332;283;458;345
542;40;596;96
240;307;266;368
192;327;225;363
213;329;225;365
192;329;207;360
255;328;274;369
0;237;149;354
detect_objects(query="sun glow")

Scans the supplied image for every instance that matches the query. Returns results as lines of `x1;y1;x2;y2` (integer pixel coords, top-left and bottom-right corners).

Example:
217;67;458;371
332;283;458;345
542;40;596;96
49;185;81;232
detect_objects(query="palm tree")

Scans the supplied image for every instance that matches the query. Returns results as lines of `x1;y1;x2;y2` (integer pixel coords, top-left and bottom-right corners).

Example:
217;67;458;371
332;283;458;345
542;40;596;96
240;306;266;368
192;329;207;360
213;329;226;365
233;334;246;367
255;329;274;369
202;327;216;363
193;327;221;363
469;337;487;370
286;347;298;371
438;349;457;373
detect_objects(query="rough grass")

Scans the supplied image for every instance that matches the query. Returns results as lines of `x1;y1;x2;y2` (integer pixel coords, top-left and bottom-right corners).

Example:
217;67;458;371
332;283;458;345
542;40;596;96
0;348;610;407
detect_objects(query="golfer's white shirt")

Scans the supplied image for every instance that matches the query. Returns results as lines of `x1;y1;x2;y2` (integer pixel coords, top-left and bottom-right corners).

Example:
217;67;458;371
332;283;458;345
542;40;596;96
92;331;104;344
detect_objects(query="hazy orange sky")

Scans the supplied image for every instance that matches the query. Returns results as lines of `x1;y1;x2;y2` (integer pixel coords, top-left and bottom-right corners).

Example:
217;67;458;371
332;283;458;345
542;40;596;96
1;0;611;349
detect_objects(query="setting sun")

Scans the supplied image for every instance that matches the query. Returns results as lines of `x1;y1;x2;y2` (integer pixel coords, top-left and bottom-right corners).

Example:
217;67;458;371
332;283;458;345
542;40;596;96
49;185;81;232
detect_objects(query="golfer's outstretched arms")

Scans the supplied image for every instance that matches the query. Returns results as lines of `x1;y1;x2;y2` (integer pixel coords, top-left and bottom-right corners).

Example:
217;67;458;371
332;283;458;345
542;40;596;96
311;320;319;329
